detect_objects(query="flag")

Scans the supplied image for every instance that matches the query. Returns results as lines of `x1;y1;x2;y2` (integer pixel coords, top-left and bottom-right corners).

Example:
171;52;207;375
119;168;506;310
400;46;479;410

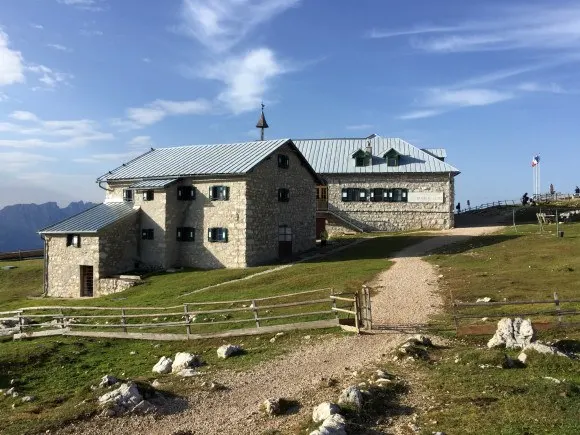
531;155;540;167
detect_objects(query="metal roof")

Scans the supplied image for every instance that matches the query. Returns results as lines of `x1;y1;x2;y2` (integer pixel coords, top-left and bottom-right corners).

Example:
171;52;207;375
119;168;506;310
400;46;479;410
129;178;179;189
422;148;447;159
98;139;291;181
294;136;459;174
39;202;137;234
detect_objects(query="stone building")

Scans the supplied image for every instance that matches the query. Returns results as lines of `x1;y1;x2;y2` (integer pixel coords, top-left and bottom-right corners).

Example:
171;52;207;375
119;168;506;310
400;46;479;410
294;135;460;235
40;139;320;298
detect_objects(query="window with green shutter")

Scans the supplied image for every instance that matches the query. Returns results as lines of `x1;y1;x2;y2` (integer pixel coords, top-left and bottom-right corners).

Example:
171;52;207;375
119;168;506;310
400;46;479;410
370;188;385;202
209;186;230;201
176;227;195;242
142;190;154;201
177;186;195;201
208;227;228;243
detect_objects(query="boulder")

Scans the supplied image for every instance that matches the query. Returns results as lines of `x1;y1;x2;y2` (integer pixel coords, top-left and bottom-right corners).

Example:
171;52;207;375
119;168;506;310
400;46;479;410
487;318;535;349
176;369;198;377
217;344;242;359
98;382;155;416
21;396;35;403
262;397;282;416
517;352;528;364
310;414;347;435
172;352;202;373
524;342;567;357
99;375;119;388
152;356;173;374
312;402;340;424
338;386;362;410
476;297;492;303
407;334;432;346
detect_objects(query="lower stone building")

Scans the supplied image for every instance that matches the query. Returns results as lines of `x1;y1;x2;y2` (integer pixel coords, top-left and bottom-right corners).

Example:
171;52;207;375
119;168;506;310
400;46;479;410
40;139;320;298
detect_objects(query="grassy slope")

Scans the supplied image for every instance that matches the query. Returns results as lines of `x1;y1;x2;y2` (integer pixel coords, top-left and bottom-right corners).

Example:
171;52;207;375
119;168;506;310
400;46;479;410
417;223;580;434
0;232;430;435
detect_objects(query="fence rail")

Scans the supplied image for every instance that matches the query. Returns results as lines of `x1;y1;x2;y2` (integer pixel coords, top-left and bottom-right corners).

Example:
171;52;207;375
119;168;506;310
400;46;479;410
451;292;580;335
2;287;372;341
0;249;44;261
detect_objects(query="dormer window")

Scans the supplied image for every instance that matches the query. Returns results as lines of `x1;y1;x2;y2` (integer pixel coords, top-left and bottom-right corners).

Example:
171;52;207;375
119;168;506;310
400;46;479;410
142;190;154;201
123;189;134;202
352;149;371;167
209;186;230;201
383;149;402;167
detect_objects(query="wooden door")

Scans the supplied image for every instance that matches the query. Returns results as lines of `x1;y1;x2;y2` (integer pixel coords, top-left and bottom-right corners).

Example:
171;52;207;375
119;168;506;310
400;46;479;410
80;266;94;297
316;186;328;210
278;225;293;259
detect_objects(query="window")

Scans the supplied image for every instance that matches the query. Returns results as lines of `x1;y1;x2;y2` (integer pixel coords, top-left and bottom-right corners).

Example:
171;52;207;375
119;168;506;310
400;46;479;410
370;188;385;202
209;186;230;201
176;227;195;242
278;188;290;202
390;188;408;203
141;229;154;240
278;225;292;241
278;154;289;169
387;157;399;167
177;186;196;201
66;234;81;247
383;148;401;167
142;190;154;201
341;188;368;202
208;227;228;243
355;156;370;167
123;189;134;202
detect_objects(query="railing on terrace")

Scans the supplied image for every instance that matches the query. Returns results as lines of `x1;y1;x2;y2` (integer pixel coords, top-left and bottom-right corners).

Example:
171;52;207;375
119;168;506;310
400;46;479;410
1;288;371;341
457;192;580;215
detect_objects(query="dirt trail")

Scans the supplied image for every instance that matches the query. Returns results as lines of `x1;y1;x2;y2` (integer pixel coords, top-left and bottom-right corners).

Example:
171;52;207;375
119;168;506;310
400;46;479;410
58;225;503;435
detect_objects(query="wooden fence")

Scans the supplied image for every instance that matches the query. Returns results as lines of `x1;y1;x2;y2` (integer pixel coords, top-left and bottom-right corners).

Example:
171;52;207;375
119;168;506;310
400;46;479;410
1;288;372;341
0;249;44;261
452;292;580;335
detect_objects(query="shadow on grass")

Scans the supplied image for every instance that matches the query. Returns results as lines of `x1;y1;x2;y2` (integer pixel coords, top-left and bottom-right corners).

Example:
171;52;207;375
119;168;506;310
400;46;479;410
427;234;521;256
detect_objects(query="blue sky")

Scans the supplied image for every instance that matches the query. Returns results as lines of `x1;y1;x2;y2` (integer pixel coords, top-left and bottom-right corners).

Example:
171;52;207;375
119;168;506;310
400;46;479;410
1;0;580;208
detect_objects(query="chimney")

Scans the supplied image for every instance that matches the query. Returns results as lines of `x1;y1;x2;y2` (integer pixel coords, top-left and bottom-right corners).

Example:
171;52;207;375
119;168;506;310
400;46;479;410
365;140;372;156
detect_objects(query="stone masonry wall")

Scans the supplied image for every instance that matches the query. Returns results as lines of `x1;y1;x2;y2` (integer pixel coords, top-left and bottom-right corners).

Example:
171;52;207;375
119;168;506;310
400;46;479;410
98;213;139;278
325;173;455;233
98;278;136;296
246;143;317;265
45;234;100;298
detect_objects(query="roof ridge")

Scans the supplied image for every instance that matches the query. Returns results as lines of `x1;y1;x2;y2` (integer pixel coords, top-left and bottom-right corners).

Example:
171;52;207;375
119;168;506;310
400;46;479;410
153;138;290;151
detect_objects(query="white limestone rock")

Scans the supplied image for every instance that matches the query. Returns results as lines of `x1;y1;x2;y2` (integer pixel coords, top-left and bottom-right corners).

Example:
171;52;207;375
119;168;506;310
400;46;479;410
172;352;202;373
262;397;282;416
338;386;363;410
176;369;198;377
487;318;535;349
21;396;35;403
476;297;492;303
310;414;347;435
524;342;568;357
152;356;173;374
217;344;242;359
407;334;432;346
99;375;119;388
312;402;340;424
98;382;154;416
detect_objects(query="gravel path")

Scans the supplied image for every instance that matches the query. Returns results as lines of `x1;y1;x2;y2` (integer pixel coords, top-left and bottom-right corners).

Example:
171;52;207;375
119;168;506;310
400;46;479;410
58;225;503;435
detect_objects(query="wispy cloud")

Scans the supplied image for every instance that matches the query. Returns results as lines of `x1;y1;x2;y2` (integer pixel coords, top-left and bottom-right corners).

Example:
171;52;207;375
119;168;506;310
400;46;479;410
374;4;580;54
9;111;39;122
47;43;72;52
180;0;300;52
398;109;444;120
128;135;153;148
1;151;57;171
57;0;105;12
27;64;74;89
142;57;151;63
114;99;213;129
346;124;374;131
31;23;44;30
0;92;8;102
517;82;571;94
0;30;25;86
73;151;143;164
203;48;288;114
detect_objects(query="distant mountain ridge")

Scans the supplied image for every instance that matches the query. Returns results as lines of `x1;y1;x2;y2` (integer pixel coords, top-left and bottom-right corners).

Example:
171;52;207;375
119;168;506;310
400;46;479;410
0;201;98;252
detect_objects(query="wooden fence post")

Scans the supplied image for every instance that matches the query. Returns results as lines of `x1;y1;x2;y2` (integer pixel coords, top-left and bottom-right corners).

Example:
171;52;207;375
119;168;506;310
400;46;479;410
60;308;65;329
353;293;360;333
365;286;372;330
331;289;338;320
252;300;260;328
18;311;23;334
121;308;127;333
554;292;562;326
184;304;191;337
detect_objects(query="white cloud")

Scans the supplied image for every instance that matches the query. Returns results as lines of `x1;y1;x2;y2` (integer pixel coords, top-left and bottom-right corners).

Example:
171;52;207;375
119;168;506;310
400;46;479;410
47;43;72;52
346;124;374;131
398;109;443;120
73;151;143;164
517;82;569;94
27;64;74;89
377;4;580;54
31;24;44;30
9;111;39;122
1;151;56;171
180;0;300;52
142;57;151;63
80;29;104;36
203;48;286;114
423;88;514;107
121;99;212;128
0;92;8;102
128;135;152;147
368;26;461;39
0;30;25;86
57;0;104;11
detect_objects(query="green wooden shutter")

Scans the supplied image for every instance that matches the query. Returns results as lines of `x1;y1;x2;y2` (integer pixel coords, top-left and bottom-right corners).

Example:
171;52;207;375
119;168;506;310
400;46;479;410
223;228;228;242
342;188;348;202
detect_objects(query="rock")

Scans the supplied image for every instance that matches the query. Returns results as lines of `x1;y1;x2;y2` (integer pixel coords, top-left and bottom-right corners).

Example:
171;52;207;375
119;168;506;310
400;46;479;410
5;387;16;396
217;344;242;359
408;334;432;346
502;354;515;369
130;351;136;355
262;397;282;416
152;356;173;374
487;318;535;349
303;335;311;340
524;342;567;357
544;376;561;384
172;352;202;373
98;382;155;416
176;369;197;377
99;375;119;388
312;402;340;424
21;396;35;403
476;297;492;303
310;414;347;435
275;332;284;337
338;386;362;410
1;266;17;270
269;337;276;343
375;378;392;385
517;352;528;364
151;379;162;388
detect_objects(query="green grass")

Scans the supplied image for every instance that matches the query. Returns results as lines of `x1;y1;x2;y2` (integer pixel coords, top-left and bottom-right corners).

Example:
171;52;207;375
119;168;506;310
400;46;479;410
0;260;44;307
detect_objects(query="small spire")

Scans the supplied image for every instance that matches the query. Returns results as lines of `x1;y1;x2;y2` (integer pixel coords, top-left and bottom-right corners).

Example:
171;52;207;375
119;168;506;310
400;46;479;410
256;102;269;141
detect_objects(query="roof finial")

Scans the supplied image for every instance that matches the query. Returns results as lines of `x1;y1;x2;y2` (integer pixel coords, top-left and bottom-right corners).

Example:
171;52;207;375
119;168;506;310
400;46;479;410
256;102;269;141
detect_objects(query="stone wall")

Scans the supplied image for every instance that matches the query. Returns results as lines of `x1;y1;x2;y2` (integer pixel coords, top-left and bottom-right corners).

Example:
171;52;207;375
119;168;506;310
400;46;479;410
98;213;139;277
324;173;455;233
246;143;317;265
98;277;137;296
45;234;100;298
